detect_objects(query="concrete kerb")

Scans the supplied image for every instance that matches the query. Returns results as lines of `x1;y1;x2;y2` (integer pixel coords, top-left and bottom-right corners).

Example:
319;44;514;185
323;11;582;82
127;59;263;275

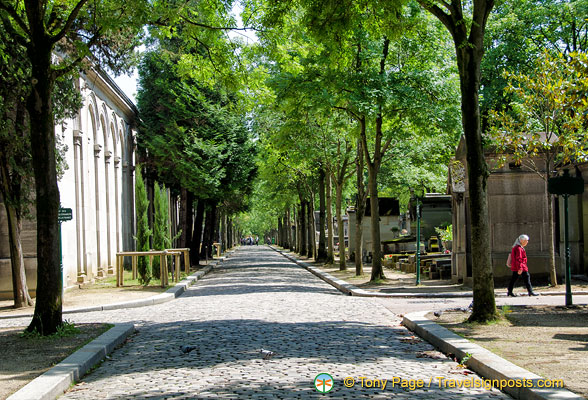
269;246;588;299
271;246;582;399
269;246;475;298
402;311;582;400
0;256;227;320
7;323;135;400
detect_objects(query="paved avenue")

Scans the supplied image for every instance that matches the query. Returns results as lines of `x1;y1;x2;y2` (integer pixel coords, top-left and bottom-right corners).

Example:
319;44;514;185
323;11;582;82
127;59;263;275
48;247;509;398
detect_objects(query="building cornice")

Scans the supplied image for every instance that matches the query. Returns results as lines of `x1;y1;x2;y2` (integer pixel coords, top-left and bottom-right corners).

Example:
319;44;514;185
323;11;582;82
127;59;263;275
82;66;138;123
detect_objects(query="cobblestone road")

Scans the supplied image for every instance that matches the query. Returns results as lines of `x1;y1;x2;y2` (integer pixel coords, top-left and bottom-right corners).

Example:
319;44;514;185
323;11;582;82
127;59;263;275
21;247;511;399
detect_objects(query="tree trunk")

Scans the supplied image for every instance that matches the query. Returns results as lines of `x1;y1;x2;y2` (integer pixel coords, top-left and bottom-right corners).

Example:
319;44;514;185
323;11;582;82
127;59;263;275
355;136;366;276
286;208;292;250
417;0;496;323
26;42;62;335
199;203;211;259
335;177;346;270
546;160;558;286
307;196;315;259
191;197;204;265
362;38;388;282
292;205;298;252
458;45;497;322
326;173;335;264
0;142;34;308
277;216;283;246
227;217;232;249
212;204;220;253
294;204;299;252
221;210;228;253
179;188;192;268
4;199;34;307
201;202;217;259
367;164;384;280
0;92;33;308
364;109;385;281
299;201;307;256
317;167;327;261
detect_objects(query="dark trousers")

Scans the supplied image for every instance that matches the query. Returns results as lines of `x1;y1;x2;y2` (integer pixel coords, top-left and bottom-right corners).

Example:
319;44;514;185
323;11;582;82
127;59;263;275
508;270;533;294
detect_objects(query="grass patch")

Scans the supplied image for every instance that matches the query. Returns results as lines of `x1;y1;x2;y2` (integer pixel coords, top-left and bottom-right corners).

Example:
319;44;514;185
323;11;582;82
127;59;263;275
91;270;190;289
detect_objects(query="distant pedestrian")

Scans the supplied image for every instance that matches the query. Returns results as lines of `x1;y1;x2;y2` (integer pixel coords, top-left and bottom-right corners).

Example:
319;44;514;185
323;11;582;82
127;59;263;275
507;234;538;297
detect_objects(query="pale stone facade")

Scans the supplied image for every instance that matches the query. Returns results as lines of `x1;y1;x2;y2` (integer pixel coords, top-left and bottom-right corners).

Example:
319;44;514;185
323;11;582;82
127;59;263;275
450;137;587;285
0;67;137;299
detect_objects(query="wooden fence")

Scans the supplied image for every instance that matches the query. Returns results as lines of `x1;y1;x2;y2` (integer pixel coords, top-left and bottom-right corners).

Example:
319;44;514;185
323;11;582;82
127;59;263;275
115;248;190;287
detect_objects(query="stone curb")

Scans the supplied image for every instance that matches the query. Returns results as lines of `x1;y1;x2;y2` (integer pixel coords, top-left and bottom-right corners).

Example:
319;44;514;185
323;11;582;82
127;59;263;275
269;246;588;298
402;311;582;400
7;323;135;400
0;255;230;320
269;246;472;298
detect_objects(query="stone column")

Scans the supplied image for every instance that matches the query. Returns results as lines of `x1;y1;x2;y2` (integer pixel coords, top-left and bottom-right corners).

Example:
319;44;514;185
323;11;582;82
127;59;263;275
104;149;113;275
94;143;104;277
73;130;86;283
114;155;121;254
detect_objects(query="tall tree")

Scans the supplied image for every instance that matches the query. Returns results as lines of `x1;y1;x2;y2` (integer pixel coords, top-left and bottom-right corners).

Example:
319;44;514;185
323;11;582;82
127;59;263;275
138;40;257;265
316;166;328;262
416;0;499;322
355;137;367;276
0;0;147;334
251;1;460;281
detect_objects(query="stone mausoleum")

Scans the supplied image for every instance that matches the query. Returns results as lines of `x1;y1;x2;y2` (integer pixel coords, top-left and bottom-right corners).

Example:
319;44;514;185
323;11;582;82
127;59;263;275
449;137;587;284
0;66;138;299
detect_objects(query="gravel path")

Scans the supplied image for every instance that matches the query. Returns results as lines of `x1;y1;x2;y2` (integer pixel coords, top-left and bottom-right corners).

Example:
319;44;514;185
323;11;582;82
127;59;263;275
7;246;510;399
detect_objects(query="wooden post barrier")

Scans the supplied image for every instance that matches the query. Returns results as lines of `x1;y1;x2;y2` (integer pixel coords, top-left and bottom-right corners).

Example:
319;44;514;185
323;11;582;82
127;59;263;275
115;250;185;287
161;251;168;287
132;256;137;280
213;242;221;258
170;248;190;272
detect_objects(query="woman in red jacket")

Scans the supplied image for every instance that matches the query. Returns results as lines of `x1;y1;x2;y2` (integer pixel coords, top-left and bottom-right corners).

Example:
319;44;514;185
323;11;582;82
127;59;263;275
507;234;538;297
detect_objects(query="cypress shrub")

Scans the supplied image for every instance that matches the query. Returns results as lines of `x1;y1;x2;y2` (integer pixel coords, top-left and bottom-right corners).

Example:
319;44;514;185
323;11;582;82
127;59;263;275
152;182;171;279
135;167;152;284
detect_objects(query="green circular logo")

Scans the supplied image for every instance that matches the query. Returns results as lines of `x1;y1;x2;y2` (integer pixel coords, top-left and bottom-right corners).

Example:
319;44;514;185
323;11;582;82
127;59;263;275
314;373;334;393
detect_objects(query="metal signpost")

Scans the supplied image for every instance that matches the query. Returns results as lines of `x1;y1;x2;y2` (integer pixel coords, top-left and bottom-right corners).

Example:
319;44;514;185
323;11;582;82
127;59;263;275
416;200;421;285
547;169;584;306
58;207;73;274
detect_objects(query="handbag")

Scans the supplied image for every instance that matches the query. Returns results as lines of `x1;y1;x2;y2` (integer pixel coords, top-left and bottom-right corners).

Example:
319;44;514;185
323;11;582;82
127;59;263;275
506;253;512;269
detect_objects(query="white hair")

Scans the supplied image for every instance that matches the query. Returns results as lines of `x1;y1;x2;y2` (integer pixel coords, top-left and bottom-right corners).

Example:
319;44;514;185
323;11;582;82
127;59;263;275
512;234;530;248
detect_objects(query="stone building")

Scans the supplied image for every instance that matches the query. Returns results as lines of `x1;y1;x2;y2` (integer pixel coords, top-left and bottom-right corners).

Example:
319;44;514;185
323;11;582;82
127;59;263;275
0;67;137;299
348;198;403;261
449;137;587;285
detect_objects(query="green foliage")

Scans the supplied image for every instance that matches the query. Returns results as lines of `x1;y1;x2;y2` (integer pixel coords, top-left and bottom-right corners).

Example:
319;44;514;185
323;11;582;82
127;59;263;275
481;0;588;119
487;51;588;168
0;27;33;218
137;42;257;212
135;167;152;285
435;225;453;242
458;352;472;367
244;0;461;238
20;319;81;339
